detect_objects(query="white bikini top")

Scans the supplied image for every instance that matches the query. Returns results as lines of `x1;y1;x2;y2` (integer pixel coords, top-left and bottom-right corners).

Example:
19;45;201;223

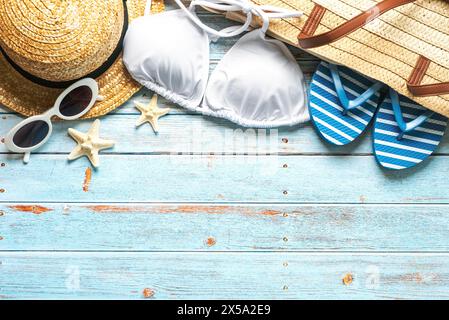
123;0;309;128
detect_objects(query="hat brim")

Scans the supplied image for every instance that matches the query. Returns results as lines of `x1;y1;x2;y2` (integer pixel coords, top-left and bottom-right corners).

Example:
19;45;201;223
0;0;146;118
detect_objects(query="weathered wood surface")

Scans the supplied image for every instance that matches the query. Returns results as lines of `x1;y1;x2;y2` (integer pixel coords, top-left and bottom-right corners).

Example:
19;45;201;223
2;114;449;155
1;204;449;252
1;252;449;300
0;8;448;299
1;154;449;203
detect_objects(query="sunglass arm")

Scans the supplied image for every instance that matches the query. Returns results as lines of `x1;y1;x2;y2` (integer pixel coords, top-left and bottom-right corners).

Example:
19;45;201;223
23;152;30;164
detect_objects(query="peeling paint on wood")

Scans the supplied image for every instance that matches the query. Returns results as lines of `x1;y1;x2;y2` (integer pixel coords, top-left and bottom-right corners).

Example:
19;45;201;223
393;272;440;284
401;273;424;283
142;288;155;298
86;205;133;213
9;205;53;215
160;205;232;214
84;205;282;216
205;237;216;247
83;167;92;192
260;210;281;216
342;273;354;286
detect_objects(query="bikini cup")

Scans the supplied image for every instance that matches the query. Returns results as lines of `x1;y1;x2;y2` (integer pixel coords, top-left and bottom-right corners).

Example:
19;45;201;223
123;0;309;128
123;9;210;110
202;29;309;127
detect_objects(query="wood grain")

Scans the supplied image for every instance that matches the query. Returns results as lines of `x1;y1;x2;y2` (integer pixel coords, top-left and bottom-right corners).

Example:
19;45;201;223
1;252;448;299
1;154;449;203
1;203;449;251
2;113;448;155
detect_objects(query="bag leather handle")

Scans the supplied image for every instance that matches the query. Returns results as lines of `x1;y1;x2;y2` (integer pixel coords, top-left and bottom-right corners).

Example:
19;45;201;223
298;0;449;97
298;0;415;49
408;56;449;97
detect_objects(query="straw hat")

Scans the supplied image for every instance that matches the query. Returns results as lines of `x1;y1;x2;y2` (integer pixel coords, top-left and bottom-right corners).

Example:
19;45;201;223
226;0;449;118
0;0;146;118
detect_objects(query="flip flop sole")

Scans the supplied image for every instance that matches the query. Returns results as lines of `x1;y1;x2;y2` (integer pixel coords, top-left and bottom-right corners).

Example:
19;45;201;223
309;62;382;146
373;94;448;170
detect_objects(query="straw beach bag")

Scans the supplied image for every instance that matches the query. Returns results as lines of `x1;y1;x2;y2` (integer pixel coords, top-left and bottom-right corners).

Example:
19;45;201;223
225;0;449;117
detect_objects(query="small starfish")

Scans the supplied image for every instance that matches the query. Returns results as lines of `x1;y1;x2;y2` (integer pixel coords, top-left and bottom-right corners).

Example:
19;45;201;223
67;119;115;168
135;94;170;133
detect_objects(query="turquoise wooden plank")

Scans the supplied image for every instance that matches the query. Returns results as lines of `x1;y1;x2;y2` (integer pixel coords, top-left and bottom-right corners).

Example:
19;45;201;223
0;114;367;155
2;113;449;155
1;252;448;299
1;203;449;251
0;154;448;203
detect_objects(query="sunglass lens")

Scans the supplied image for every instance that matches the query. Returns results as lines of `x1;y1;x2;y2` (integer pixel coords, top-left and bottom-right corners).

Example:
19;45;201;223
13;120;50;148
59;85;93;117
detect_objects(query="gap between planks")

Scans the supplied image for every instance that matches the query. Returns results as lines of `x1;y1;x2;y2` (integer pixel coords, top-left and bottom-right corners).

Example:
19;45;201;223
2;251;449;256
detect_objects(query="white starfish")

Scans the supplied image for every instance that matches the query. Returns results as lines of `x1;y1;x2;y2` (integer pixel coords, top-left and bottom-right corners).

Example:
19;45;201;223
67;119;115;168
135;94;170;132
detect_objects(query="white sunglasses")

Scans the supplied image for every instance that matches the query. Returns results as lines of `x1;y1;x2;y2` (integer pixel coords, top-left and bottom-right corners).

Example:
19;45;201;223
5;78;102;163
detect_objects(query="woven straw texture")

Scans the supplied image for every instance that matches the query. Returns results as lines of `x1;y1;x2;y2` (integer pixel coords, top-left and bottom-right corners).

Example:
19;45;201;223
0;0;148;118
229;0;449;117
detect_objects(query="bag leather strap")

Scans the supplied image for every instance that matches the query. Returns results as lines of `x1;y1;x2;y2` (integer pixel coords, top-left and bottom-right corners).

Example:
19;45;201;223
297;0;449;97
408;56;449;96
298;0;415;49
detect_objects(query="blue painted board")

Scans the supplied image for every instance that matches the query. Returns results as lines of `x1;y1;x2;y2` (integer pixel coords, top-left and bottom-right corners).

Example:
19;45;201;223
1;252;449;299
1;154;449;203
1;203;449;252
2;113;449;155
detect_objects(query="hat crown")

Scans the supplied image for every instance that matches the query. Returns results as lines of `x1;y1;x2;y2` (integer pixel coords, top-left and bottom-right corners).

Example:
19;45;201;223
0;0;124;82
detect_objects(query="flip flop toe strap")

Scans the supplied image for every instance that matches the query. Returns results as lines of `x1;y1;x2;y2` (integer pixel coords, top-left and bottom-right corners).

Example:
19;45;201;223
329;64;384;115
390;89;434;140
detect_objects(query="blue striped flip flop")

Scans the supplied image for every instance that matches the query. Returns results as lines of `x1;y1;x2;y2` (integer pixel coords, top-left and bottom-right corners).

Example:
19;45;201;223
373;88;448;170
309;62;386;146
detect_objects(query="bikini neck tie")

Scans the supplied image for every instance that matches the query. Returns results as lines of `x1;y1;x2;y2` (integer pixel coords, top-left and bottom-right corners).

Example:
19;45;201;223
170;0;303;38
